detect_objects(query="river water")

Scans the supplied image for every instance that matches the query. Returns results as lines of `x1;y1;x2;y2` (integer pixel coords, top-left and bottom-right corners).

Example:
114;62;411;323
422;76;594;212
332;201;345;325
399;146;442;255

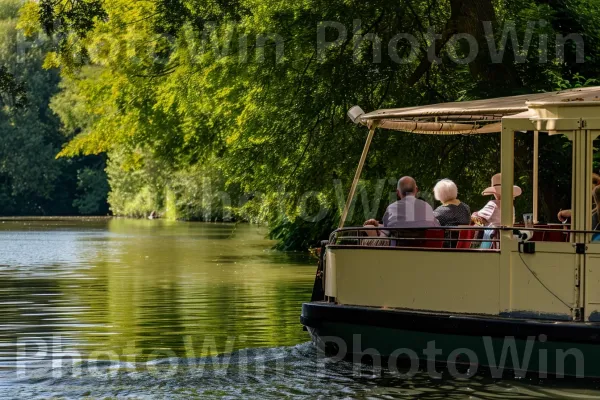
1;219;600;399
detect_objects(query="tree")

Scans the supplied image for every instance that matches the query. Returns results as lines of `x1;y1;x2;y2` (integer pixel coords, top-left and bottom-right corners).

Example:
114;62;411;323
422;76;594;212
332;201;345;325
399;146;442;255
20;0;600;247
0;65;26;108
0;0;108;216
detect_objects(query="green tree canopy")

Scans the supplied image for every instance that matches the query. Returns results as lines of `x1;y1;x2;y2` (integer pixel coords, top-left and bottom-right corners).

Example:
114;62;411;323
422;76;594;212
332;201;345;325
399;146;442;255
19;0;600;247
0;0;108;216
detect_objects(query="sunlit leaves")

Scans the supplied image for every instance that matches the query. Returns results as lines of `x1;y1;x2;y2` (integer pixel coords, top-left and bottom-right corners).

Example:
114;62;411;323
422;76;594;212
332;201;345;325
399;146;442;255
38;0;107;37
26;0;600;246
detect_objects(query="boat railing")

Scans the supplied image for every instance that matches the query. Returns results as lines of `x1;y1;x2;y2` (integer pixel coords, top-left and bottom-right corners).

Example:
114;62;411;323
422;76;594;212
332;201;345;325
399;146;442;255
329;225;591;251
330;226;499;250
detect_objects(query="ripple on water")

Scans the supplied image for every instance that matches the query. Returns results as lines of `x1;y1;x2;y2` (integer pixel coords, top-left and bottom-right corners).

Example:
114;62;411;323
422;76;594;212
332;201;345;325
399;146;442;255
1;220;600;399
3;344;600;399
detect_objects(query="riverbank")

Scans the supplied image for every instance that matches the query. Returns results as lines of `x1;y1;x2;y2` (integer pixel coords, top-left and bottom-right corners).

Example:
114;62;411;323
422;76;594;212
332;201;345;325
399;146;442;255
0;216;112;221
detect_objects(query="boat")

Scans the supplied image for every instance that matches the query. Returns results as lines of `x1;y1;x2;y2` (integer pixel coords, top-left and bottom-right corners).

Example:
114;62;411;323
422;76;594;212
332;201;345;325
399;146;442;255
301;87;600;379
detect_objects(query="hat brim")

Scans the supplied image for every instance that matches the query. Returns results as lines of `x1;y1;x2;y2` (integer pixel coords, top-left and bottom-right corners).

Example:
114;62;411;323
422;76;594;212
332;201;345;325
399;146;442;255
482;186;522;197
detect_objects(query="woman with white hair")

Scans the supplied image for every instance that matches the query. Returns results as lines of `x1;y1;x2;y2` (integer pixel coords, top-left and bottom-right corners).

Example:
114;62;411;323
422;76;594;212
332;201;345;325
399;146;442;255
432;179;471;227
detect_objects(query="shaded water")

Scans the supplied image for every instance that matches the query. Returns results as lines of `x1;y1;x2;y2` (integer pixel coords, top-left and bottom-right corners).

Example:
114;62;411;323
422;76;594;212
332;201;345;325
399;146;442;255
1;219;600;399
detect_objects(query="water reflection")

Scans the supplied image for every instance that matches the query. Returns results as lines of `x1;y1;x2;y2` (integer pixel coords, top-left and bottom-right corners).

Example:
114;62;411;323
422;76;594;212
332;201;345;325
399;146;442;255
2;219;600;398
0;219;314;369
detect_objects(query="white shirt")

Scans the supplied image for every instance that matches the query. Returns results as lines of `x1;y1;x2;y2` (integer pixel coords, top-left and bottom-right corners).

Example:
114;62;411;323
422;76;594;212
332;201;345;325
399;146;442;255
477;200;515;226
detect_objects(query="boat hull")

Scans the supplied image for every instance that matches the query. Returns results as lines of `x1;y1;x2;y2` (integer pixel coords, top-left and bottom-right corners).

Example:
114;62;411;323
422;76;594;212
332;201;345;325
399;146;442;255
301;302;600;378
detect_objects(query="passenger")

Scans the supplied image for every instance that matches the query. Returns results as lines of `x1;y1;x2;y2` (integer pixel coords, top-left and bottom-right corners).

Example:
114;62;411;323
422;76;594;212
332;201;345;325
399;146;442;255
433;179;471;248
360;221;389;247
591;185;600;243
381;176;440;228
362;176;439;247
557;173;600;222
471;173;521;226
593;185;600;232
433;179;471;226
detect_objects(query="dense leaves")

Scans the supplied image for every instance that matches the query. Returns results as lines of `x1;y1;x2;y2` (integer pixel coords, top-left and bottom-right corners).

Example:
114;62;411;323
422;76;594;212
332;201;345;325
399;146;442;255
39;0;107;37
0;65;26;108
13;0;600;247
0;0;108;216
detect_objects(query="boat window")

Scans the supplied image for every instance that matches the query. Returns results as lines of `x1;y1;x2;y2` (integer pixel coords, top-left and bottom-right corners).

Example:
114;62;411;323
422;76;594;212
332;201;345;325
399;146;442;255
533;132;572;226
518;132;572;242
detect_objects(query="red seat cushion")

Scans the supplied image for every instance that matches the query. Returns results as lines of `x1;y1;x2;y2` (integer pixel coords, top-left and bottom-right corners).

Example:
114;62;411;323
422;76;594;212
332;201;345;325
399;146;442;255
424;229;445;248
456;229;476;249
544;230;568;242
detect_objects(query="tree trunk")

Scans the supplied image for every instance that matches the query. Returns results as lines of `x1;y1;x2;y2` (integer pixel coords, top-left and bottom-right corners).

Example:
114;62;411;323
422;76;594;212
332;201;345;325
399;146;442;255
409;0;519;88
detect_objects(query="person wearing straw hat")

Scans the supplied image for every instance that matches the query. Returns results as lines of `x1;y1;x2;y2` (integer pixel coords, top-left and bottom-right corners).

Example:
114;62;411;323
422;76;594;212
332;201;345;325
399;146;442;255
472;173;522;226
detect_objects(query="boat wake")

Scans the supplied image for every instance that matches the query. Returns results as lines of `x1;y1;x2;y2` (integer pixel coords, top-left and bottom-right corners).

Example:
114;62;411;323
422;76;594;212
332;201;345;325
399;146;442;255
2;343;600;399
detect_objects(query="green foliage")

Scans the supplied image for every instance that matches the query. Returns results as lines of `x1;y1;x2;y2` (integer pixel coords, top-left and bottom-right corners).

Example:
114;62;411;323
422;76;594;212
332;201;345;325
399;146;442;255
0;0;108;216
105;149;165;218
0;65;26;107
0;0;21;19
73;166;109;214
19;0;600;247
0;3;60;213
106;148;239;220
39;0;107;38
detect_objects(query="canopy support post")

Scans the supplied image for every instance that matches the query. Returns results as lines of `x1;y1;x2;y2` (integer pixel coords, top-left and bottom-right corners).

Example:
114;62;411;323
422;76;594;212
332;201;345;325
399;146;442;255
499;120;516;314
533;131;539;223
500;125;515;227
339;126;376;229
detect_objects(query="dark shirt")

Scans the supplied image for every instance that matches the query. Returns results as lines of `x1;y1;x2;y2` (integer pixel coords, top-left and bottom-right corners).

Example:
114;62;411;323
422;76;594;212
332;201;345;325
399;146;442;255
433;202;472;227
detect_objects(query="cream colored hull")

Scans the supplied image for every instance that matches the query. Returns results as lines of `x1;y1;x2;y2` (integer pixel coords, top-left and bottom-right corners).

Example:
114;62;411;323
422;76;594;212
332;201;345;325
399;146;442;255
324;243;594;321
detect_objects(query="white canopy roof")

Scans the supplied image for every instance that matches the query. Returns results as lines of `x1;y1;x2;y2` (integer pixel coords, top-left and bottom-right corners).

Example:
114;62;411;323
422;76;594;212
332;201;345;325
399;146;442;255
360;86;600;134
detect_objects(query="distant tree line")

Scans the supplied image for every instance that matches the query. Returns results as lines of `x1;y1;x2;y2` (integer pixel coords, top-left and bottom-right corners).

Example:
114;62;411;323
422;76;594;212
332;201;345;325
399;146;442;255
0;0;108;216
